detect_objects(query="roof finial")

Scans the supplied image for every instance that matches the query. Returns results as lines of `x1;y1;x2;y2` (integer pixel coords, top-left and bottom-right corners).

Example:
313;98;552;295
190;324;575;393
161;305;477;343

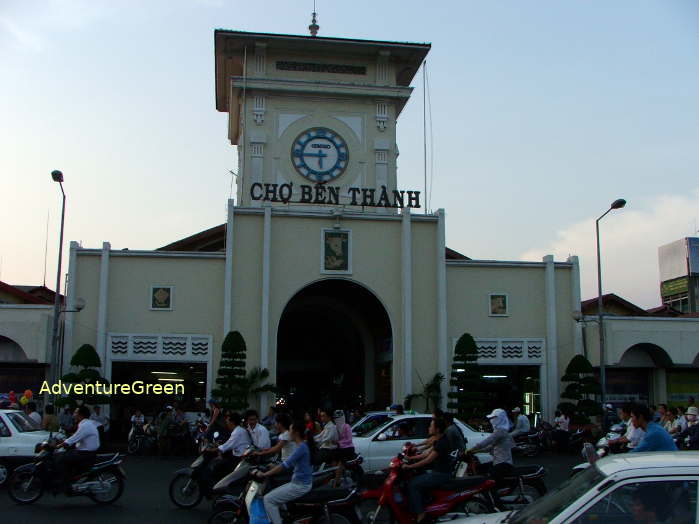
309;1;319;37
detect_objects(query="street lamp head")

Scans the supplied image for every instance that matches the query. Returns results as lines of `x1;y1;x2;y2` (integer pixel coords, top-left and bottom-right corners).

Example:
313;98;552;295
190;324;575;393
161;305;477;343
51;170;64;183
75;297;86;312
610;198;626;210
572;310;583;322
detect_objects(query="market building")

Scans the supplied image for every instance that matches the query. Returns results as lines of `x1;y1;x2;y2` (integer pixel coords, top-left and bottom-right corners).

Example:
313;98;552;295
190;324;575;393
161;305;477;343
61;28;583;422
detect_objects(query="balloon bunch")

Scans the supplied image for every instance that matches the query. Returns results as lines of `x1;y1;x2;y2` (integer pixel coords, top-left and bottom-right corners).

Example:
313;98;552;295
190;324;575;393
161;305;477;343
18;389;33;406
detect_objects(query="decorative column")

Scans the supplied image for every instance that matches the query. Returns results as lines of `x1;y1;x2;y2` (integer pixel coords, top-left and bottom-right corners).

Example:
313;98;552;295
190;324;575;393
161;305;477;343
249;133;266;207
223;199;235;335
96;242;111;375
401;209;413;400
62;241;79;375
568;255;584;356
436;209;448;408
260;205;272;412
543;255;559;420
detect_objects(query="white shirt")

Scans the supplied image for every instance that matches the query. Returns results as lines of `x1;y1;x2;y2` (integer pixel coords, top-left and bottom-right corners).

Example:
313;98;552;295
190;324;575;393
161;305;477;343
314;421;339;449
510;414;531;435
219;426;252;456
278;430;299;461
248;423;271;449
90;413;110;431
625;420;645;448
555;415;570;432
28;412;42;425
64;418;100;451
131;414;145;425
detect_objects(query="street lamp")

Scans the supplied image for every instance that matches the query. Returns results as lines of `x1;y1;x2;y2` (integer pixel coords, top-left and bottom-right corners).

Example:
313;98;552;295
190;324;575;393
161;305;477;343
596;198;626;407
50;170;66;384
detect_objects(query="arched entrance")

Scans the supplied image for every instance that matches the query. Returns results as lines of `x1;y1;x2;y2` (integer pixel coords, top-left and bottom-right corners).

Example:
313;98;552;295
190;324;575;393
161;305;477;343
0;335;45;393
606;343;674;405
276;279;392;413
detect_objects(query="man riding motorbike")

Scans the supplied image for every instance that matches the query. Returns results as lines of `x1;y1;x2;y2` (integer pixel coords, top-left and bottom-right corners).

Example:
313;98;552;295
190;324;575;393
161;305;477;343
509;407;531;439
629;404;677;452
608;403;644;452
54;405;100;492
675;406;699;449
401;417;453;524
203;411;252;488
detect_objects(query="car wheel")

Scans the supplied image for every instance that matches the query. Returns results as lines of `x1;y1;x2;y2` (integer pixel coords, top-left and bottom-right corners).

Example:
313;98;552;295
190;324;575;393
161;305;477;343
0;459;10;486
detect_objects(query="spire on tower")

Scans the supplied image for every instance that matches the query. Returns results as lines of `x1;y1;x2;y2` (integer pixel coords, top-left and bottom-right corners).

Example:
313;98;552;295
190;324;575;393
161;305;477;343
309;5;319;37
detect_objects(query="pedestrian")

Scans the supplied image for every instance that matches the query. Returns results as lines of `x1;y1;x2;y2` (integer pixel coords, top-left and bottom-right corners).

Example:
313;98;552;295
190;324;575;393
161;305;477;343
42;404;60;432
59;405;75;433
26;401;42;425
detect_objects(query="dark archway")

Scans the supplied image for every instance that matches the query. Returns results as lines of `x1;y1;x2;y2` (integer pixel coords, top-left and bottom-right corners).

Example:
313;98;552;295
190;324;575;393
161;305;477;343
618;343;673;368
276;279;392;413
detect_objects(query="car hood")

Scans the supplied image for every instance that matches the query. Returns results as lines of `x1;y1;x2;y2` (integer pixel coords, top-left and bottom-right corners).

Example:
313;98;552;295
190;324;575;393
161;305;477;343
454;511;510;524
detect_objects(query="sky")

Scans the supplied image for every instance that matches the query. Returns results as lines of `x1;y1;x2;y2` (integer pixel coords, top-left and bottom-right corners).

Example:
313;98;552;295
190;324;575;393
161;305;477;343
2;0;698;308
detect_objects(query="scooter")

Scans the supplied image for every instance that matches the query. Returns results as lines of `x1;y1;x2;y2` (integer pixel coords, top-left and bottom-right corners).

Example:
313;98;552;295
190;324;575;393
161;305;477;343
168;431;227;508
8;439;126;505
127;422;157;455
208;462;356;524
359;443;496;523
512;431;542;457
457;452;547;511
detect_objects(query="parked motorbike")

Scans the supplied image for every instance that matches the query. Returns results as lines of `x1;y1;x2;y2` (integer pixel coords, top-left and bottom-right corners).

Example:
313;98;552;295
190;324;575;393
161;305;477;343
8;441;126;505
169;431;226;508
359;443;496;523
127;422;157;455
512;430;542;457
458;452;547;511
208;462;355;524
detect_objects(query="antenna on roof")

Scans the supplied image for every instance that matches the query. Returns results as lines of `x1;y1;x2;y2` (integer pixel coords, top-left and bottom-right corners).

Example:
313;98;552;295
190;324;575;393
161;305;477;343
309;1;319;37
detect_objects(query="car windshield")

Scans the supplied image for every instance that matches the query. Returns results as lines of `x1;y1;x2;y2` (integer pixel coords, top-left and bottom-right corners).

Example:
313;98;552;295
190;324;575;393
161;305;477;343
7;412;42;432
509;464;606;524
455;418;479;433
354;415;394;437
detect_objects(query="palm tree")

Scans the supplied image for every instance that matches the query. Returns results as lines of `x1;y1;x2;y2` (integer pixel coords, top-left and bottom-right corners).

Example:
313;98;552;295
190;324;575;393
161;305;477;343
405;372;445;412
241;367;277;409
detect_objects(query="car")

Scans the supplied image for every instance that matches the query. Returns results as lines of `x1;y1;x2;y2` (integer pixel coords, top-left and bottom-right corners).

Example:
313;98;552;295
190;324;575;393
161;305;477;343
0;409;55;486
351;411;419;437
352;413;491;472
454;451;699;523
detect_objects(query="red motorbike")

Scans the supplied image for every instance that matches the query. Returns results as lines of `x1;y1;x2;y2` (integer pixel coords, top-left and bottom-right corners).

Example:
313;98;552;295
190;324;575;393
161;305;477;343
359;444;495;524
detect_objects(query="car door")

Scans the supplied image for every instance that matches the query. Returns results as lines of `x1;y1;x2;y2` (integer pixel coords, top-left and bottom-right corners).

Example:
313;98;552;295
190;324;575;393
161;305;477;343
567;477;698;524
366;417;431;472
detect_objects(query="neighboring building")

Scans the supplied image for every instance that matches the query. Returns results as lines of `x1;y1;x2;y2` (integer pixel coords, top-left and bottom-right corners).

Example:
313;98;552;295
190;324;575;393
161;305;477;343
62;28;581;423
580;292;699;405
659;237;699;313
0;281;58;394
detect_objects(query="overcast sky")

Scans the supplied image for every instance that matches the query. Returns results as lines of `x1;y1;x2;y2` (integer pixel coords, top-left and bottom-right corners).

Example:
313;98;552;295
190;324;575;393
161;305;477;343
2;0;698;308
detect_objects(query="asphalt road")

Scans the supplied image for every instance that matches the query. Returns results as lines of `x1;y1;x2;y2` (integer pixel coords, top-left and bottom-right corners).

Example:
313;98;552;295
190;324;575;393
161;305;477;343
1;452;581;524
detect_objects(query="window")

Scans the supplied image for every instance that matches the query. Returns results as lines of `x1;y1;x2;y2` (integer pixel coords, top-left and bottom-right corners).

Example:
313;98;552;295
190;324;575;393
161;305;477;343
150;285;174;311
7;412;41;432
0;418;10;437
489;293;508;316
321;229;352;274
665;292;690;313
573;479;697;524
382;417;431;440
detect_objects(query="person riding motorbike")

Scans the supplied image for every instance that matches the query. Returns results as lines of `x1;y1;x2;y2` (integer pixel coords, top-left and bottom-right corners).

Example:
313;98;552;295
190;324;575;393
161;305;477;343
465;408;515;507
202;411;252;488
256;419;315;524
254;412;298;461
673;406;699;450
509;407;531;439
402;417;453;524
608;403;644;452
54;405;100;492
444;412;465;453
629;404;677;452
245;409;271;449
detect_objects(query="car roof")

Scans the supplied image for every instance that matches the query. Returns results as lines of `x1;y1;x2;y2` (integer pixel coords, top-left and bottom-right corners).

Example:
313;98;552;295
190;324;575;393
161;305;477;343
0;409;23;414
596;451;699;476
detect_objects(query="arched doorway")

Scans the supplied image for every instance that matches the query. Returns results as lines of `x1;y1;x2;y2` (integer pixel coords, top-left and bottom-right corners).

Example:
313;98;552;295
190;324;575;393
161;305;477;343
276;279;392;413
0;335;45;393
606;343;674;405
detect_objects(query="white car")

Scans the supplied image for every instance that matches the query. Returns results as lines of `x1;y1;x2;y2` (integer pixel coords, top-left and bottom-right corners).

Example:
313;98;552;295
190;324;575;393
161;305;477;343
352;413;491;472
0;409;54;486
455;451;699;523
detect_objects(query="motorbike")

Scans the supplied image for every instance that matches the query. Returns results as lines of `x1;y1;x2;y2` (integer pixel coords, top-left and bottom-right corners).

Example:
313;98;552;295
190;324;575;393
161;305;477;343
359;443;496;523
458;452;547;512
512;430;542;457
8;440;126;505
570;424;627;477
208;461;356;524
127;421;158;455
169;431;227;508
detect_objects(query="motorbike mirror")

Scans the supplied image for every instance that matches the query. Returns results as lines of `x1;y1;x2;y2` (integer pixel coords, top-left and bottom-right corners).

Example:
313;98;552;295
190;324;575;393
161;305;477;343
376;433;387;441
213;431;220;439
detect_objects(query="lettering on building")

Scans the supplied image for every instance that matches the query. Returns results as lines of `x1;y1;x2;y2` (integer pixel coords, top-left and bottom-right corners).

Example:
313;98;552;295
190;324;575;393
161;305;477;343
250;183;420;209
276;61;367;75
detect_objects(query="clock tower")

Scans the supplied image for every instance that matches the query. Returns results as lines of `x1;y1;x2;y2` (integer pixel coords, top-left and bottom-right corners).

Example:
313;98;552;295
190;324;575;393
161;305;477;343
214;29;430;210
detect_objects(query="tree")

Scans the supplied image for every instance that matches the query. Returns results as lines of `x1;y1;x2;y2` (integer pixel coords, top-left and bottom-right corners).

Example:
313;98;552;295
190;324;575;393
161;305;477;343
212;331;248;410
58;343;110;406
240;367;278;409
447;333;483;419
558;355;602;424
405;372;444;412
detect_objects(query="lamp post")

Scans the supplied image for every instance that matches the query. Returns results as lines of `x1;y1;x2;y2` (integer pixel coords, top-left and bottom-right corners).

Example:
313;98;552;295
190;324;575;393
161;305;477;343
596;198;626;407
50;170;66;384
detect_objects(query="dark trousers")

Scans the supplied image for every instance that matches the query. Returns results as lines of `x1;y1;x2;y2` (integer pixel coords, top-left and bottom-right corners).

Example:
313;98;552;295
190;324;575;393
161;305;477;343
489;462;514;508
55;449;97;487
407;472;452;514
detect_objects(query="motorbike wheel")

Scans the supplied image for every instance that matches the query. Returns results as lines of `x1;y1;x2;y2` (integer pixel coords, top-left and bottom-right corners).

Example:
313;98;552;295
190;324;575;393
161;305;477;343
208;509;249;524
457;496;494;515
359;499;394;524
169;472;203;508
0;459;9;486
318;512;352;524
89;471;125;504
8;470;43;504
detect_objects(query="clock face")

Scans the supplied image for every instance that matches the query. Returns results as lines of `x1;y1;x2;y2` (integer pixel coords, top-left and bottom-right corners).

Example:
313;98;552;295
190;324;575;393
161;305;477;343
291;127;349;183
